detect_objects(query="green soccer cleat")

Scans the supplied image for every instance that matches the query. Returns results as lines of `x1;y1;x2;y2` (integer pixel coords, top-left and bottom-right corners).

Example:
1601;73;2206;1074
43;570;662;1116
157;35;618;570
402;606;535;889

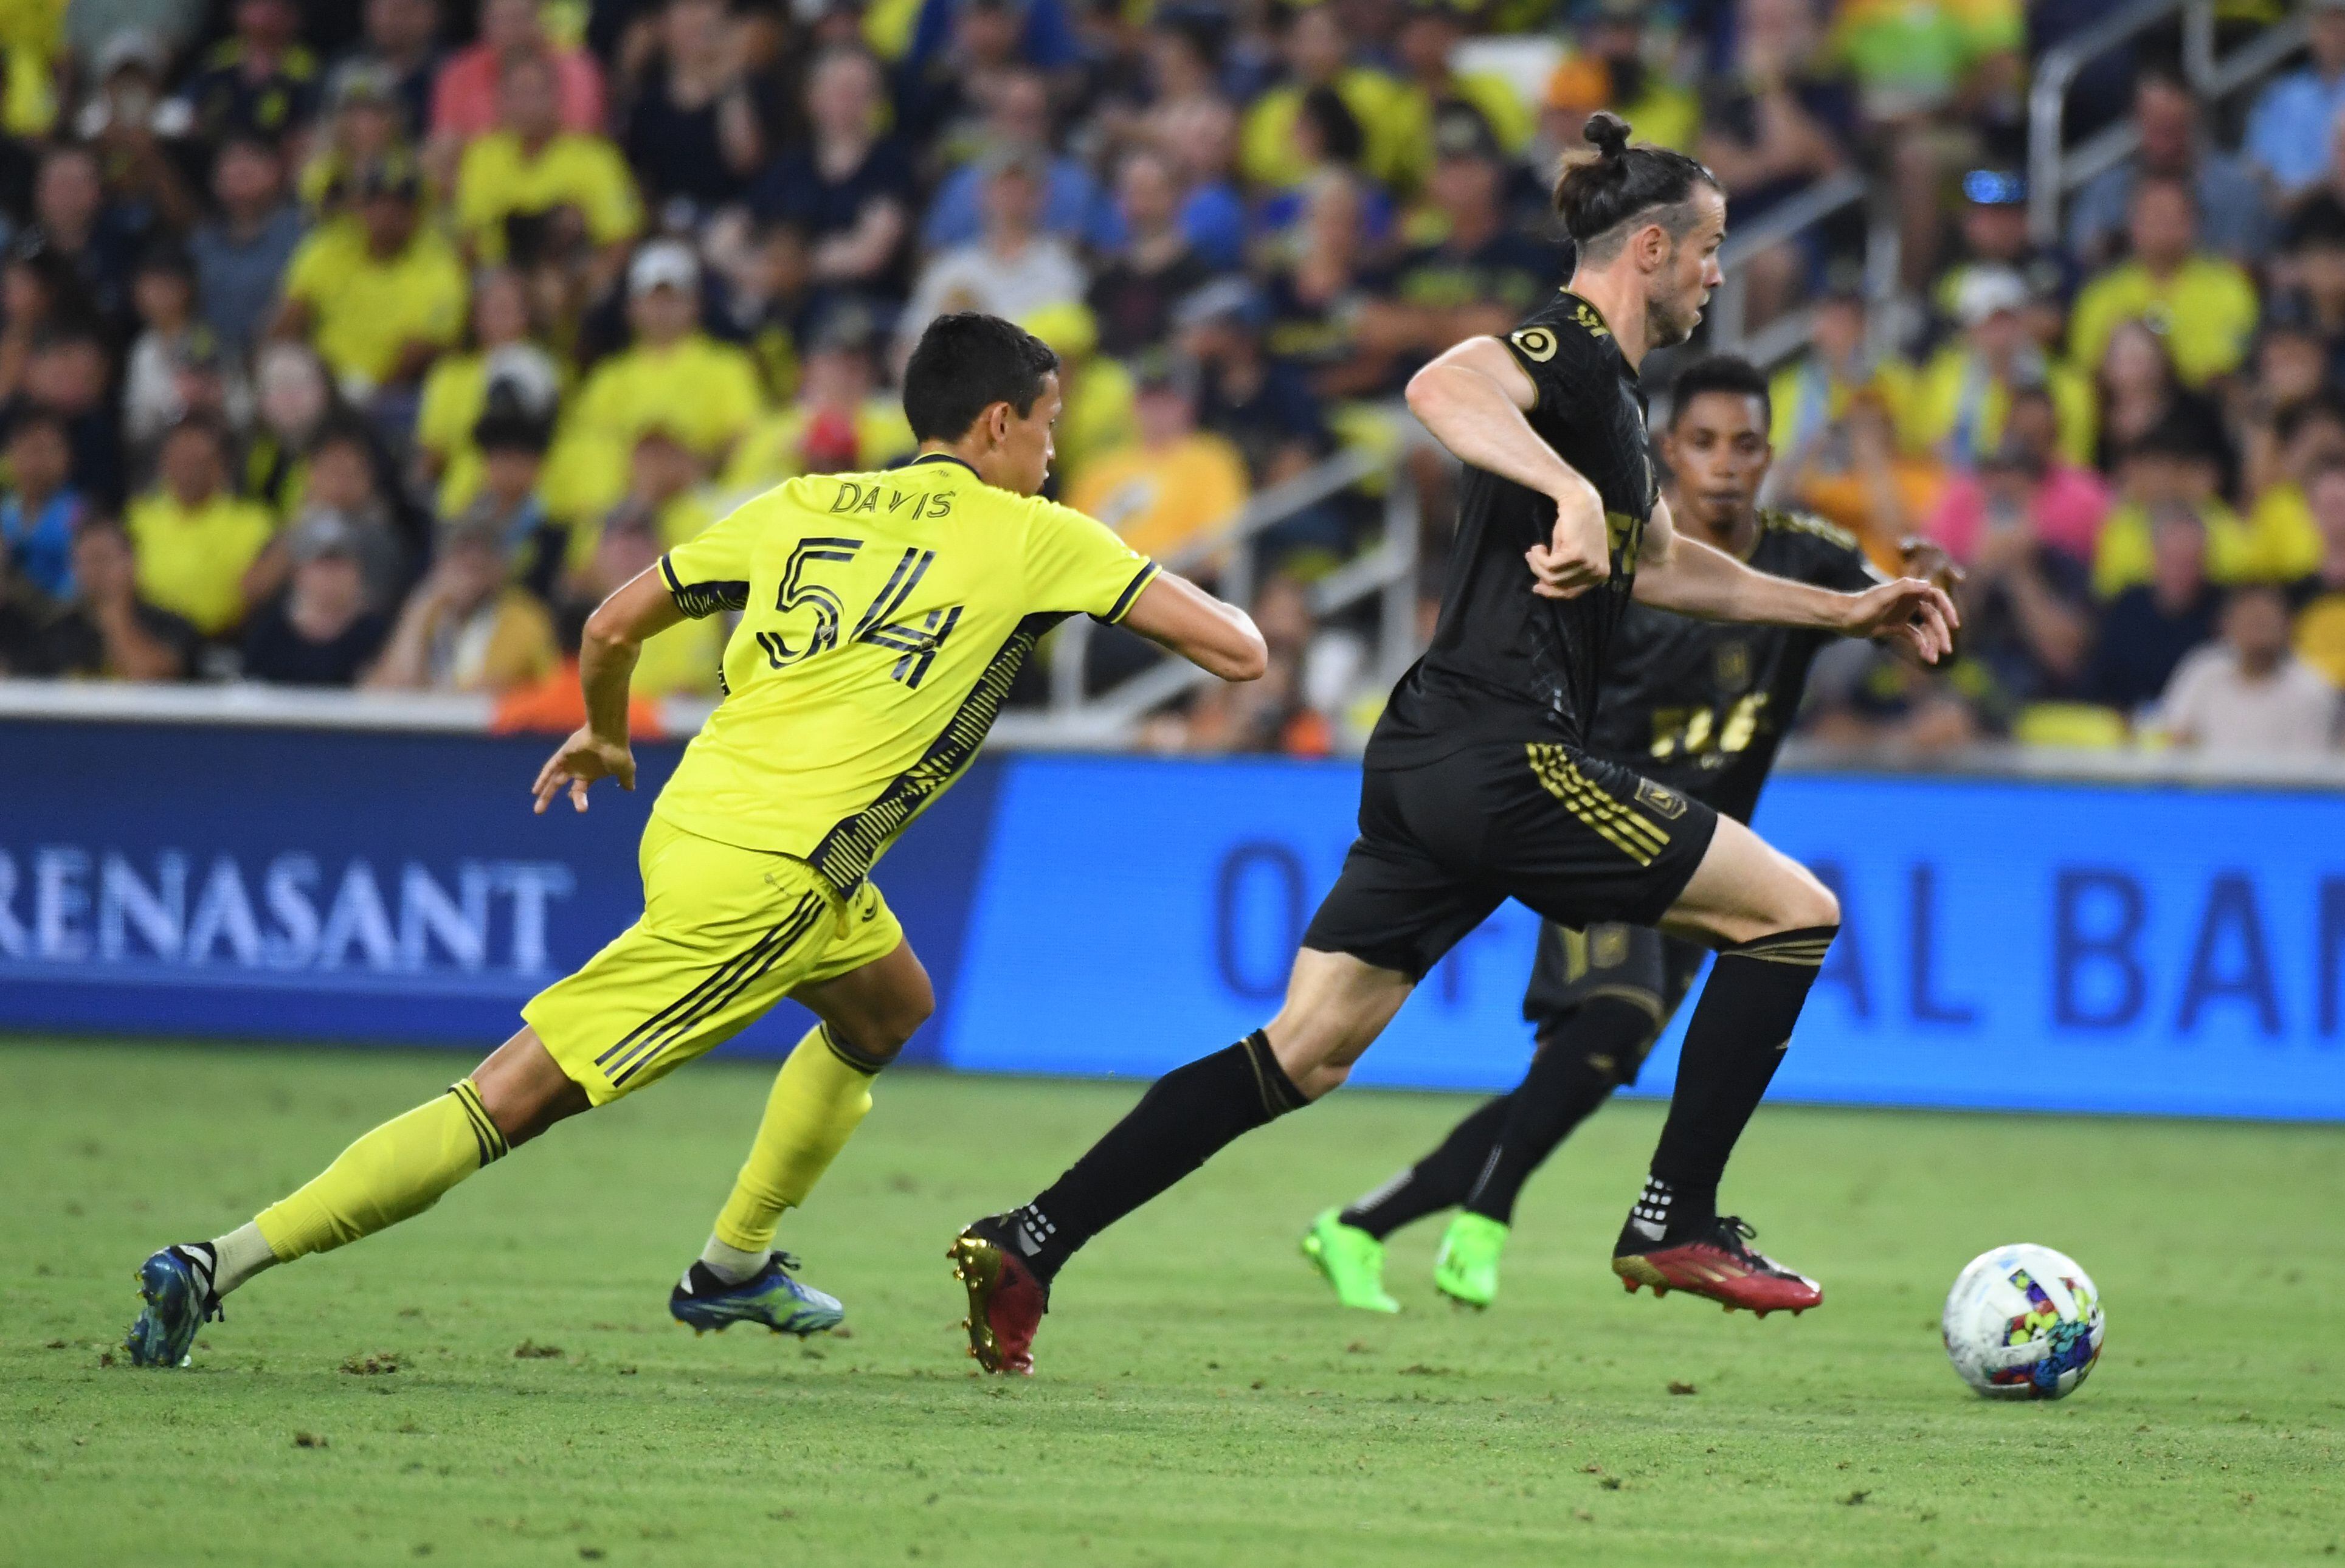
1433;1212;1508;1309
1300;1209;1400;1313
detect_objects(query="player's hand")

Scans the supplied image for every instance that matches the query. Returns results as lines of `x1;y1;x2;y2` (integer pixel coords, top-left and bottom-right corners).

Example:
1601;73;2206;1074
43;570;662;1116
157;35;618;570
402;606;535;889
1896;537;1966;595
1525;492;1611;600
531;727;636;815
1842;577;1960;663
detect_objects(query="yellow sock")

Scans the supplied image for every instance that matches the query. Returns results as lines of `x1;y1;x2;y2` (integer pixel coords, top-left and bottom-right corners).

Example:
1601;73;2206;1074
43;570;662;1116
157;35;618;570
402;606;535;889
254;1080;509;1262
711;1027;877;1254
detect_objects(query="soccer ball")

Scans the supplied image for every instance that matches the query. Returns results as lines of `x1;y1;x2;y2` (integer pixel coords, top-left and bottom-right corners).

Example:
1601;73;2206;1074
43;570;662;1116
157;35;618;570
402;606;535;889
1941;1244;2105;1400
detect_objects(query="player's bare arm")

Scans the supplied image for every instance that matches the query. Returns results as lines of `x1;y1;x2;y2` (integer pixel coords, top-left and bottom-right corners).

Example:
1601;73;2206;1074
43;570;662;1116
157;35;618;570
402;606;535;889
531;563;685;815
1120;570;1268;682
1405;335;1612;597
1629;496;1961;663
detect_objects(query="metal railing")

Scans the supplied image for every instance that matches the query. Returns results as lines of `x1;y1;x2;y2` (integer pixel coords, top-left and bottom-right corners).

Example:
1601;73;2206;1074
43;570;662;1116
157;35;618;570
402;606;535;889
1704;168;1901;372
2029;0;2309;247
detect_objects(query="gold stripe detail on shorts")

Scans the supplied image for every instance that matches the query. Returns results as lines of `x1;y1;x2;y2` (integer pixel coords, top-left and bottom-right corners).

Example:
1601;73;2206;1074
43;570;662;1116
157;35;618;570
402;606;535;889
1525;745;1670;866
1734;934;1834;967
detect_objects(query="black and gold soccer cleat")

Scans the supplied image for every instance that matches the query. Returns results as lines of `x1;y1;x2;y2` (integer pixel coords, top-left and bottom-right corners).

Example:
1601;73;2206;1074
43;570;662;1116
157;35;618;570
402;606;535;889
948;1215;1046;1376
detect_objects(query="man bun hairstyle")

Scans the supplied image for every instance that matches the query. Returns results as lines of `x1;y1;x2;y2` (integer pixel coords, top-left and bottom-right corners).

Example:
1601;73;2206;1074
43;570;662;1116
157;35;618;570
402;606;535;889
1553;111;1720;265
902;312;1061;443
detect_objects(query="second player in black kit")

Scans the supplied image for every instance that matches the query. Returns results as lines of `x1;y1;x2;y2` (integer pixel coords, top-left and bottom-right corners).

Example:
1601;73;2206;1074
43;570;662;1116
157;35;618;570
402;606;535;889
949;114;1957;1375
1317;354;1933;1313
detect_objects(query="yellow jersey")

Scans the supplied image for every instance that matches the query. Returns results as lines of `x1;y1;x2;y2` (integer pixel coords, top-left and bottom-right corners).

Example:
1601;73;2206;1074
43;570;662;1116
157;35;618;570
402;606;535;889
651;453;1158;888
126;489;277;635
1067;433;1250;562
282;218;468;389
723;399;919;494
2088;497;2316;598
455;130;643;262
2068;256;2259;389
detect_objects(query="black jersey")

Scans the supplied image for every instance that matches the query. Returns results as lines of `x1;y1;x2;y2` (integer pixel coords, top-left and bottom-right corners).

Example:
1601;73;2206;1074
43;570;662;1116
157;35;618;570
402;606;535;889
1587;508;1880;823
1368;291;1658;770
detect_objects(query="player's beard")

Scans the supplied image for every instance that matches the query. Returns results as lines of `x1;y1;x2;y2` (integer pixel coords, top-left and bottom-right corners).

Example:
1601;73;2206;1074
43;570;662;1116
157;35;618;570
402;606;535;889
1647;286;1701;348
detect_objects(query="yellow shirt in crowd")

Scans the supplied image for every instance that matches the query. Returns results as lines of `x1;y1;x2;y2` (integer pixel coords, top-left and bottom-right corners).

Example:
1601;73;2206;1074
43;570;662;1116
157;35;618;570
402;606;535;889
723;399;918;495
415;351;495;516
2089;496;2320;598
282;218;468;389
1052;360;1137;496
2295;588;2345;688
548;333;766;520
1241;69;1412;192
1068;433;1252;563
126;489;277;636
1901;348;2098;468
1387;72;1535;188
564;489;721;575
454;130;643;263
2068;257;2259;388
1767;357;1915;455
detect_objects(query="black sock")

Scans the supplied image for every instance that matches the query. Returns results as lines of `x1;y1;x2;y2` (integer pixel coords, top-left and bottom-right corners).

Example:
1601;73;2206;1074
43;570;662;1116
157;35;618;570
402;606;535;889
1636;925;1836;1242
1338;1095;1511;1240
1010;1031;1307;1283
1463;997;1654;1226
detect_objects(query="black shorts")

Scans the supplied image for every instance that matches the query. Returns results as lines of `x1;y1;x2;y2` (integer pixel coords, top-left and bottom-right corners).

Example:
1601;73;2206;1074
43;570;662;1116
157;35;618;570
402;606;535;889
1302;741;1718;983
1519;921;1708;1085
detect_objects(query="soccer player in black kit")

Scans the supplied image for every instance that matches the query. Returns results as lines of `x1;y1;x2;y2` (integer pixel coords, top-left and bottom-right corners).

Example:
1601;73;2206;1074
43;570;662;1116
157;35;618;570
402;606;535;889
1302;354;1960;1314
948;114;1957;1375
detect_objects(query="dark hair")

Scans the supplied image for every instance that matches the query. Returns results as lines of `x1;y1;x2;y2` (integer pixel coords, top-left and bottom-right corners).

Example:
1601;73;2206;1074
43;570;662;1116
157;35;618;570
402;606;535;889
1667;354;1770;428
2274;390;2345;446
1552;112;1718;263
161;410;232;455
1297;85;1365;168
902;313;1060;443
2129;410;2223;467
2287;194;2345;250
307;413;379;461
5;403;68;441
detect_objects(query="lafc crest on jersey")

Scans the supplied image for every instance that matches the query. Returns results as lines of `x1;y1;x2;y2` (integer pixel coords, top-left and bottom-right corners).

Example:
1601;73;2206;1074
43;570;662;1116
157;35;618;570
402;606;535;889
1715;639;1753;695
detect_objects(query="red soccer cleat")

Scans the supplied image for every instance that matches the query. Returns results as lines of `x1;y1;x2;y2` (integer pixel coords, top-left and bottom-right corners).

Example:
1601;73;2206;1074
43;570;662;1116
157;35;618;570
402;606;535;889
1612;1215;1823;1318
948;1217;1048;1375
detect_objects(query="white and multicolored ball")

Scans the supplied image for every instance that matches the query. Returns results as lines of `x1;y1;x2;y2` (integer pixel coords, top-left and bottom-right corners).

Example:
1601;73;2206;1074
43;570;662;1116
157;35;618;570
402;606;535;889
1942;1244;2105;1400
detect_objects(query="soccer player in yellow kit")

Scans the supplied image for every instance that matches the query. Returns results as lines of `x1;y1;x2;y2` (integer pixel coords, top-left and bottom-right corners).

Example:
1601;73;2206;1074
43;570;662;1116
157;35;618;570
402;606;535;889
126;314;1266;1367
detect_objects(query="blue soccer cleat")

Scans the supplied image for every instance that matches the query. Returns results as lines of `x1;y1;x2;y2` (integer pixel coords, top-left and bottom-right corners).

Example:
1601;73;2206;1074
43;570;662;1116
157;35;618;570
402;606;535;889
668;1252;843;1337
125;1244;223;1368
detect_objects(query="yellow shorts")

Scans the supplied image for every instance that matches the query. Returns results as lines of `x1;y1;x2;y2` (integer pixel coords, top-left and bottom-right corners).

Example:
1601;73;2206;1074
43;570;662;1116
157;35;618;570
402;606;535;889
524;816;903;1105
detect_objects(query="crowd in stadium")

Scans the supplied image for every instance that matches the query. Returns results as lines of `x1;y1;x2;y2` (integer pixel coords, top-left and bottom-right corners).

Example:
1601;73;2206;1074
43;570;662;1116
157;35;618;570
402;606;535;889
0;0;2340;758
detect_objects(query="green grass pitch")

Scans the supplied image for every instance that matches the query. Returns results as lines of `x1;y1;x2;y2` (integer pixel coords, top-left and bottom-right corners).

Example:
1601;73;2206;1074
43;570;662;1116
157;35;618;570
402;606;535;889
3;1037;2340;1567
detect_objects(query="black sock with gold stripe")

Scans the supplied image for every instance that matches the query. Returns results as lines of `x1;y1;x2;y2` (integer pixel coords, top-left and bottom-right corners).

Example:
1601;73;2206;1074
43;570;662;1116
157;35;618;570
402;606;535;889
1011;1031;1307;1283
1464;997;1654;1226
1640;925;1837;1240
